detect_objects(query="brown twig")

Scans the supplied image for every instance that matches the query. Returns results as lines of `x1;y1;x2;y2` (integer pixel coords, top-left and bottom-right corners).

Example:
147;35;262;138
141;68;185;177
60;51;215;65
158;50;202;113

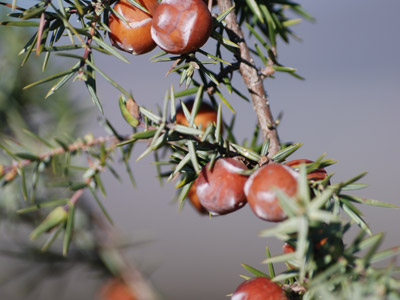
78;19;97;74
217;0;280;157
2;135;119;175
69;188;85;206
0;1;24;11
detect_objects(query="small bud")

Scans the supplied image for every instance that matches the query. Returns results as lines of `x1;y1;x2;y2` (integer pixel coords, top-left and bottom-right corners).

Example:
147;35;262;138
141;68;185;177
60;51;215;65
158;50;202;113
126;98;141;122
119;96;140;127
30;206;68;240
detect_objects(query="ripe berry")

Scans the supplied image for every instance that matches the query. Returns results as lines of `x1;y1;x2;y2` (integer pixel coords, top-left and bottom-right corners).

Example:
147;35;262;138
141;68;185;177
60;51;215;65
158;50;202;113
187;182;208;215
99;278;137;300
282;243;295;254
244;163;298;222
285;159;328;181
282;243;296;269
151;0;213;54
232;277;288;300
175;100;218;131
282;224;345;271
195;157;248;215
108;0;159;55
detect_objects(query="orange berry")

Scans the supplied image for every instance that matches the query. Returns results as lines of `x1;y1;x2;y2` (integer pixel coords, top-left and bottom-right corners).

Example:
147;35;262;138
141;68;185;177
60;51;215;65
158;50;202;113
244;163;298;222
175;100;218;131
282;243;295;254
195;158;248;215
99;278;137;300
282;243;296;269
108;0;159;55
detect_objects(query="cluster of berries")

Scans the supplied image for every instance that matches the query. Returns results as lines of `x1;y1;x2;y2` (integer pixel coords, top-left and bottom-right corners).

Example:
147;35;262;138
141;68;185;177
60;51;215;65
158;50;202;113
177;101;327;223
175;100;332;299
108;2;328;296
108;0;213;55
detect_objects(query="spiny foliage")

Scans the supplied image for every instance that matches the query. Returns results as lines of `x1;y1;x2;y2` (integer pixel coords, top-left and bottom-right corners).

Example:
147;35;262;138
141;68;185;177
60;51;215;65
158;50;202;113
0;1;399;299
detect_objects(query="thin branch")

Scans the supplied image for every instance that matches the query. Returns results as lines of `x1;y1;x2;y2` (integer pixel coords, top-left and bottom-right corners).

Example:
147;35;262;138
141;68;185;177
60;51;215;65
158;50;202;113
1;123;260;187
2;101;266;182
2;135;118;175
69;188;85;206
217;0;280;157
78;17;98;73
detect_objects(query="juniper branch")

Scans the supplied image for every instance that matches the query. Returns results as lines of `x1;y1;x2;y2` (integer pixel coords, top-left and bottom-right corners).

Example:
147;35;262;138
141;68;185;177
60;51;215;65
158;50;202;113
217;0;280;157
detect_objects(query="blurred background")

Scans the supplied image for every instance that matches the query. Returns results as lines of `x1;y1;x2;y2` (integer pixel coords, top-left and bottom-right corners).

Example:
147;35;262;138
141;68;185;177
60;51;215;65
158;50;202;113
0;0;399;299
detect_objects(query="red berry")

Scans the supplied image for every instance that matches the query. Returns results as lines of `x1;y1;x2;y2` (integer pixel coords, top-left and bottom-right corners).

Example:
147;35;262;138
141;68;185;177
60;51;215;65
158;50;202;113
108;0;159;55
244;163;298;222
151;0;213;54
99;278;138;300
195;157;248;215
282;243;296;269
175;100;218;131
232;277;288;300
285;159;328;181
282;243;295;254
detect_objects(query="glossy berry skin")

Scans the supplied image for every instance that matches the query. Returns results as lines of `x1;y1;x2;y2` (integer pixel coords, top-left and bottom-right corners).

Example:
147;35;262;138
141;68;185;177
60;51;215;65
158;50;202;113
108;0;159;55
244;163;298;222
187;182;208;215
195;158;248;215
232;277;288;300
285;159;328;181
99;279;137;300
151;0;213;54
175;100;218;131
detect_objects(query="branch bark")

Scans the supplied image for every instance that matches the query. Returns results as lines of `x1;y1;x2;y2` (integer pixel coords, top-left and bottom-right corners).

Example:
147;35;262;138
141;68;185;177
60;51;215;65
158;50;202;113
217;0;280;157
